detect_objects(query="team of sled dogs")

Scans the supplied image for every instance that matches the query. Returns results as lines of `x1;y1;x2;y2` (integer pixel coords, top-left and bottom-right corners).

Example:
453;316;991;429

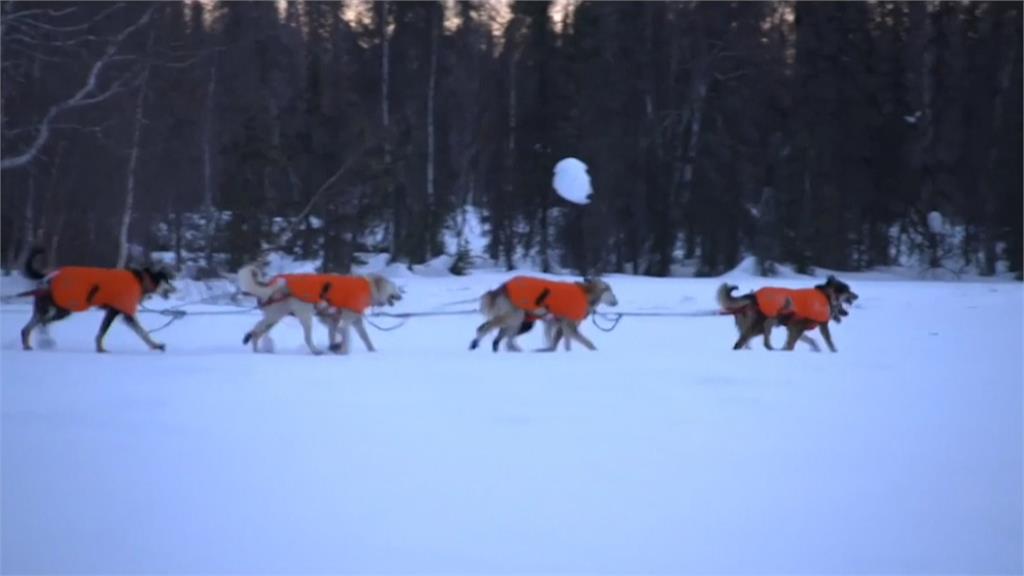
17;249;859;354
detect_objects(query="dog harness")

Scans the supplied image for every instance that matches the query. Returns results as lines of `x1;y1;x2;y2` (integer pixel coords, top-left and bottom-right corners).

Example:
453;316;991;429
754;287;831;327
276;274;373;314
47;267;144;316
505;276;589;322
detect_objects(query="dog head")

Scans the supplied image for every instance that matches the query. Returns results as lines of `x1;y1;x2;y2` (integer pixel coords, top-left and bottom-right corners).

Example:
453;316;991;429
818;275;857;322
822;275;858;304
580;276;618;307
141;267;176;299
368;275;402;307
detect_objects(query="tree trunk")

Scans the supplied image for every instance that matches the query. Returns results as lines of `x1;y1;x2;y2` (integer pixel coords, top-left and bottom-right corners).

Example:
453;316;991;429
502;39;519;271
539;195;550;272
202;59;218;269
173;207;184;270
48;209;66;267
425;3;438;259
980;25;1015;275
379;1;397;261
909;3;939;269
116;31;154;268
16;169;36;268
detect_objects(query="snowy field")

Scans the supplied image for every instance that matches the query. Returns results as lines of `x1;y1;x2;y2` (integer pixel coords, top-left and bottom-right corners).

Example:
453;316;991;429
1;268;1021;574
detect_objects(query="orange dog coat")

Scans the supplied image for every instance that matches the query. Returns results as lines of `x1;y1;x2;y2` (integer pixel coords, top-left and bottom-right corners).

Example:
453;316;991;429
754;287;831;327
49;267;144;316
276;274;373;314
505;276;589;322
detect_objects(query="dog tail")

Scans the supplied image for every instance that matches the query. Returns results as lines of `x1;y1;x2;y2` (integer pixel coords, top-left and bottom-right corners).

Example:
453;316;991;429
237;264;281;300
23;247;47;280
716;283;750;312
479;288;501;317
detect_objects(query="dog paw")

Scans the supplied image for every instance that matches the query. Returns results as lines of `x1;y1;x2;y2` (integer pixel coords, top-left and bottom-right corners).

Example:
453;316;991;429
469;339;479;350
257;336;275;353
152;343;166;352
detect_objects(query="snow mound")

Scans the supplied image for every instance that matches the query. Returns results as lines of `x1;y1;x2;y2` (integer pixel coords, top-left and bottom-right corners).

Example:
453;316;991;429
354;253;392;275
411;255;455;278
720;256;808;281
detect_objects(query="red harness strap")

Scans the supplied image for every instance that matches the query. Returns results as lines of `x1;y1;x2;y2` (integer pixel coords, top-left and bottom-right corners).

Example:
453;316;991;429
258;291;292;309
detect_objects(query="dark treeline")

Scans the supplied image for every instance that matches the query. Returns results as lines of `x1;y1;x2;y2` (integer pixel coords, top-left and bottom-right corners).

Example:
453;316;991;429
2;1;1021;278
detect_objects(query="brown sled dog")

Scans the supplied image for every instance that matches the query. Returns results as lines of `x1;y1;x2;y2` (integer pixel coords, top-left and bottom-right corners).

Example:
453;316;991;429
717;275;858;352
471;276;618;352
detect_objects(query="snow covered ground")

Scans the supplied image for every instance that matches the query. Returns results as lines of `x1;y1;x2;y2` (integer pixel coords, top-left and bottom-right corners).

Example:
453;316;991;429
1;269;1021;574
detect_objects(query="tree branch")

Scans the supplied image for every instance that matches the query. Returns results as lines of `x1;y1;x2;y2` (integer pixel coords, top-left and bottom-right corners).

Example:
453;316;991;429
1;5;156;171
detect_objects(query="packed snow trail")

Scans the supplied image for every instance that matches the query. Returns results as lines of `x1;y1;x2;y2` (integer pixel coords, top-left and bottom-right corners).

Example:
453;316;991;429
2;272;1021;573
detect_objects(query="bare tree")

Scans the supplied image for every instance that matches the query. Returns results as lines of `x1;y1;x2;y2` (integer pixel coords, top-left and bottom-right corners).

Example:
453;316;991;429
115;28;155;268
201;57;218;269
1;3;156;170
425;2;439;259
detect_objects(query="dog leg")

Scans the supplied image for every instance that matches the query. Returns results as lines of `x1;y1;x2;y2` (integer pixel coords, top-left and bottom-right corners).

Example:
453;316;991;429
95;308;121;353
295;306;323;355
782;327;803;351
21;313;42;350
799;334;822;352
762;318;776;350
492;327;508;352
318;312;339;350
551;319;571;351
322;312;342;353
501;318;527;352
733;324;759;350
504;334;523;352
565;323;597;351
245;317;279;353
737;311;753;348
472;311;524;351
122;314;166;351
819;323;837;353
352;315;375;352
21;293;59;350
337;320;353;355
534;319;556;352
470;319;500;350
543;320;572;351
504;318;539;351
732;312;759;350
